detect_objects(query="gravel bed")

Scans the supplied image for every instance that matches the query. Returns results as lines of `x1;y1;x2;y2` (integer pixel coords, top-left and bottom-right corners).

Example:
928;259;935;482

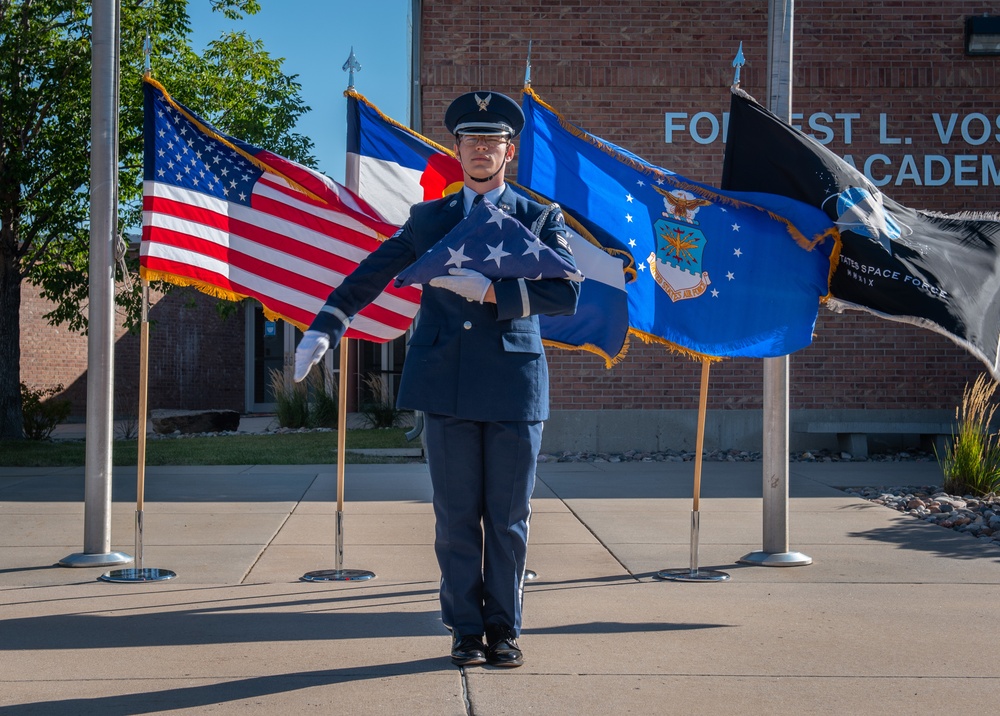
536;447;937;464
843;485;1000;547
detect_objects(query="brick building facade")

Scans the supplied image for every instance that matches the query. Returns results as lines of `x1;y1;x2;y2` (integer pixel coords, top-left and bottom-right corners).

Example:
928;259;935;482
411;0;996;451
17;1;999;451
20;285;246;420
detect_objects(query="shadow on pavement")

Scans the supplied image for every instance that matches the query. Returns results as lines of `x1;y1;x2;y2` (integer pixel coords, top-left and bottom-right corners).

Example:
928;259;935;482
848;519;1000;563
2;592;444;652
527;620;733;635
0;658;449;716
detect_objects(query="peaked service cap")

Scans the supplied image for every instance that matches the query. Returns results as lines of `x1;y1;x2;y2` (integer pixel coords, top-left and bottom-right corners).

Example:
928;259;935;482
445;91;525;137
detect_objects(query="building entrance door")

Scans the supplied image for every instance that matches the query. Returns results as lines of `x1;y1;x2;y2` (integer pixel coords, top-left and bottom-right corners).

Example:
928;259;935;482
245;304;295;412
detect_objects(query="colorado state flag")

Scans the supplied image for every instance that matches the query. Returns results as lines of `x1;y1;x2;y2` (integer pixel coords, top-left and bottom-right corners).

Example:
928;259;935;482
346;89;629;367
517;88;839;359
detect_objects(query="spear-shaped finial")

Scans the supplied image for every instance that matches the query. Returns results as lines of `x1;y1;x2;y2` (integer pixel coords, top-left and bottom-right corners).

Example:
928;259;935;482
343;47;362;90
139;0;153;75
732;41;745;87
524;39;533;88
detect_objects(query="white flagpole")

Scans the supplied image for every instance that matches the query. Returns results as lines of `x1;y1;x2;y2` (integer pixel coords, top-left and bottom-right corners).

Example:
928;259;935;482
739;0;812;568
302;49;375;583
60;0;130;569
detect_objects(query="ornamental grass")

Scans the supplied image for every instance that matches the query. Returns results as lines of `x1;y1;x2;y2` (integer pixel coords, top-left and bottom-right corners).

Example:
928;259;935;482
937;374;1000;496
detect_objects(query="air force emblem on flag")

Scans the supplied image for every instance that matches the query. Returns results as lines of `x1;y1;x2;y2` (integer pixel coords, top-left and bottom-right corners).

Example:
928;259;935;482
648;188;712;302
394;197;584;288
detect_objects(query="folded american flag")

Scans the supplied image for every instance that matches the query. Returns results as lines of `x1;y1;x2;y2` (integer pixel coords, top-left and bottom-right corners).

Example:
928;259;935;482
394;197;584;288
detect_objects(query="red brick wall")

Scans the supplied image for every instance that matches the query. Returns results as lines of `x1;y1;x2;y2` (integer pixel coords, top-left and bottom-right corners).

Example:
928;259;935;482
420;0;995;412
19;284;246;419
16;2;996;421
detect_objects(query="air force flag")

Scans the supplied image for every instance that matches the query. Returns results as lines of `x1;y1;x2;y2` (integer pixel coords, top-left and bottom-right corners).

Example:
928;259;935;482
518;88;838;359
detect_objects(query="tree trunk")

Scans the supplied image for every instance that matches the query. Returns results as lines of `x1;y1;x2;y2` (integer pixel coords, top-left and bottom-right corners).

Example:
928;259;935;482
0;248;24;439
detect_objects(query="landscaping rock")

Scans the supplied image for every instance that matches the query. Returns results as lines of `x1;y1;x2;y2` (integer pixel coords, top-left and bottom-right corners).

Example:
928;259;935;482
150;409;240;435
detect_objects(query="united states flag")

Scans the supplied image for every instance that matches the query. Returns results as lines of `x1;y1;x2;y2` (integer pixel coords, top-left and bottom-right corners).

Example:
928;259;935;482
394;197;584;288
140;76;420;342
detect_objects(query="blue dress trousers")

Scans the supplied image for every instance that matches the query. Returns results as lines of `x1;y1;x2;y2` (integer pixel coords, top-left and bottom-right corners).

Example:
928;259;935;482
310;185;580;636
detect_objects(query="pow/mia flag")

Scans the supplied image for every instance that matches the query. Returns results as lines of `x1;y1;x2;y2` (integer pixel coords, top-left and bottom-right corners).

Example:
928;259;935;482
722;87;1000;379
394;197;584;288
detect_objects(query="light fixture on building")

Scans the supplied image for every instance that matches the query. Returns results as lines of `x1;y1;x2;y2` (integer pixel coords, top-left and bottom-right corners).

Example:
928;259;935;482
965;15;1000;55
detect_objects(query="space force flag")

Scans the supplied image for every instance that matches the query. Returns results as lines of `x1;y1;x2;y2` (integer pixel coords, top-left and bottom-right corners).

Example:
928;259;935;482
346;89;629;366
140;77;420;342
722;87;1000;379
517;88;838;359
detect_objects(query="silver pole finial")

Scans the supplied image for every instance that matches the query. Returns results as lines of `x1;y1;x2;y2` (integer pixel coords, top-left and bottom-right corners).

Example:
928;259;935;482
524;39;533;87
732;41;746;87
343;47;362;90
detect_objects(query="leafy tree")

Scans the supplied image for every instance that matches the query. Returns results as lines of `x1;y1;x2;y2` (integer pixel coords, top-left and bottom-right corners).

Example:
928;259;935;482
0;0;315;438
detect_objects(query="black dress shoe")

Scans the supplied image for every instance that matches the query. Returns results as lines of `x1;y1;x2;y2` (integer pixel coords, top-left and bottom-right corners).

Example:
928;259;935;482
485;624;523;667
451;635;486;666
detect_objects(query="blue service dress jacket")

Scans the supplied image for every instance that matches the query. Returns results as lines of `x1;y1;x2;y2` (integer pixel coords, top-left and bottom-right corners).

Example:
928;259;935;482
309;185;581;422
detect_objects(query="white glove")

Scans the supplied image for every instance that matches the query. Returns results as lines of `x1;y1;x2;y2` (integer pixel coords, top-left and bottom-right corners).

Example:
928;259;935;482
293;330;330;382
429;267;492;303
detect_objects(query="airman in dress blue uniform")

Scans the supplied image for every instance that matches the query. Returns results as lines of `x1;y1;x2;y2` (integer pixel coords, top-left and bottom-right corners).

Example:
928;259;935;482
294;90;580;668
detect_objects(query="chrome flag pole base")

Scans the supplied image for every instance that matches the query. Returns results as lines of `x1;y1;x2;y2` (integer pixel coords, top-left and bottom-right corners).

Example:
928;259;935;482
300;511;377;582
738;550;813;567
655;509;730;583
100;567;176;583
656;568;730;582
59;551;132;568
301;569;376;582
98;510;176;582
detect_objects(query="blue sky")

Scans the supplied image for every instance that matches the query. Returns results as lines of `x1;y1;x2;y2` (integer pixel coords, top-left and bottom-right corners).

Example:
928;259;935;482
186;1;412;184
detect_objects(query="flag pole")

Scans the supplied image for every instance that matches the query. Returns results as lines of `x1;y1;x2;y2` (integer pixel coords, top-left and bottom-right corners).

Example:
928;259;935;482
102;280;175;582
302;49;375;583
739;0;812;568
657;359;729;582
520;40;540;583
60;0;130;569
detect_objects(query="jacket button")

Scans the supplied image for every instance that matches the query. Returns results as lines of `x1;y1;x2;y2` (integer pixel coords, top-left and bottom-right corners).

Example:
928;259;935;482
463;321;472;330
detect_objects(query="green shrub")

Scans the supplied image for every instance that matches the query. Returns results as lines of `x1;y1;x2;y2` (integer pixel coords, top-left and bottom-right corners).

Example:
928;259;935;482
21;382;72;440
937;374;1000;496
308;363;339;429
115;386;140;440
357;372;405;429
269;366;340;429
269;368;310;429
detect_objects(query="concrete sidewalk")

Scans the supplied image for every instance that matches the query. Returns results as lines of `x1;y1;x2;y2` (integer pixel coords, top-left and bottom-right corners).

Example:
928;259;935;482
1;458;999;714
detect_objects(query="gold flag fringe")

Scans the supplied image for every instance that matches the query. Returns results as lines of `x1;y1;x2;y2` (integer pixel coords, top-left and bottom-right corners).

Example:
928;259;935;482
628;327;725;364
143;75;325;205
139;267;308;330
543;334;631;369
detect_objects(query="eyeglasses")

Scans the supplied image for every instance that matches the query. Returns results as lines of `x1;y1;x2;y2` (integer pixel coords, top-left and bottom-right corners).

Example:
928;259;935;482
458;135;509;148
